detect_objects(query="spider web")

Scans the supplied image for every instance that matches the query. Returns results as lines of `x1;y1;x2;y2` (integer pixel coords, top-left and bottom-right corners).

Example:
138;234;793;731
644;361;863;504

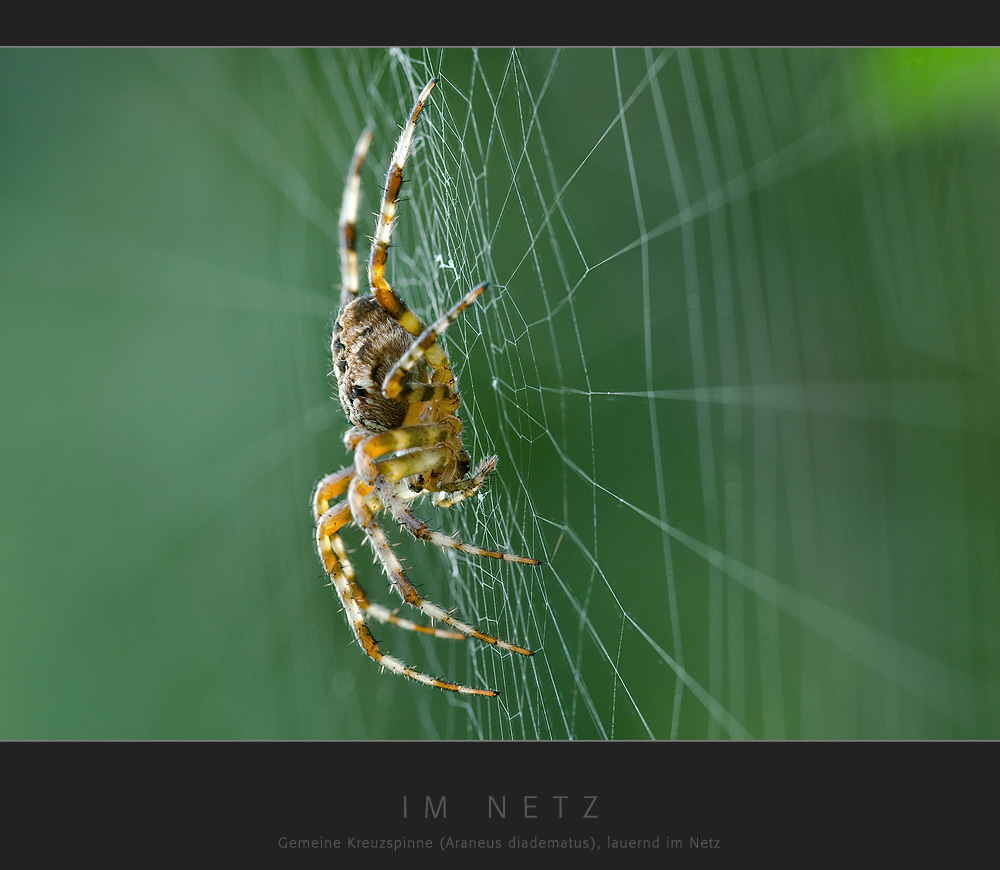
3;47;998;741
278;46;1000;740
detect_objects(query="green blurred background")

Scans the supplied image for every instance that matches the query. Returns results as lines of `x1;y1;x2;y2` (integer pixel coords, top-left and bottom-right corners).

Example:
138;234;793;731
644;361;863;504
1;47;998;739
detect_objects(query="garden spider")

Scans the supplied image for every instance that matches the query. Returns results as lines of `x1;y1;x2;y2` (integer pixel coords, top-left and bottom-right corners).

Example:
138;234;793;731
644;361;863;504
312;78;539;697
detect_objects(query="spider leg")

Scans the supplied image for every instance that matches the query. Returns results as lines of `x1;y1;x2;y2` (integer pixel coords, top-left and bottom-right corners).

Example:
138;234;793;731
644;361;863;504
375;447;450;485
320;536;493;696
371;448;539;565
383;281;487;403
317;481;503;693
362;80;484;402
338;127;374;310
384;488;540;565
353;423;452;483
432;454;499;508
313;466;355;506
354;426;539;560
349;475;533;657
314;467;462;641
368;78;437;338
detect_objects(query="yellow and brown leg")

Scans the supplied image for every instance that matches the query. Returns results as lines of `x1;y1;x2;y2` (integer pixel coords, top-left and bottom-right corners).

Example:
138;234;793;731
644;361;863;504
362;78;484;410
352;423;453;485
384;490;540;566
432;454;499;508
313;466;354;511
314;467;462;641
316;480;502;694
348;474;533;659
368;78;437;338
373;448;539;565
321;539;493;696
374;283;513;509
383;281;487;403
353;425;540;561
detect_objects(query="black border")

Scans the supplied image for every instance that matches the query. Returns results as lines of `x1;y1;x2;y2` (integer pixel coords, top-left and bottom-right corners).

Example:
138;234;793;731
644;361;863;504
5;740;992;862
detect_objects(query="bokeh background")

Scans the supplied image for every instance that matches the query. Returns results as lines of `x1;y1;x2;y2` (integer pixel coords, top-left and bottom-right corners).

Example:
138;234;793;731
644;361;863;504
2;47;998;739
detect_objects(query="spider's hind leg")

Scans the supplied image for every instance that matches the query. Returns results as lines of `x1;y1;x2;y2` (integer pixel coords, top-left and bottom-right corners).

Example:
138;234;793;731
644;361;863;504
338;127;374;310
315;468;463;642
315;483;490;694
348;475;534;658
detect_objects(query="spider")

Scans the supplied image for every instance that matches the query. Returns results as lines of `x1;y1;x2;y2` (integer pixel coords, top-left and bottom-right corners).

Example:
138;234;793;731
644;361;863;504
312;77;539;697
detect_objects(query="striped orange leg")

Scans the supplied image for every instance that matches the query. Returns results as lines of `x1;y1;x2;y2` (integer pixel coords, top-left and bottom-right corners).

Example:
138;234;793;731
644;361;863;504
367;78;437;339
375;449;539;566
377;284;516;513
363;80;483;406
354;425;540;563
382;281;487;404
314;466;462;642
349;430;535;662
315;468;502;694
317;531;490;695
348;475;533;665
314;480;486;694
433;454;499;508
352;423;453;484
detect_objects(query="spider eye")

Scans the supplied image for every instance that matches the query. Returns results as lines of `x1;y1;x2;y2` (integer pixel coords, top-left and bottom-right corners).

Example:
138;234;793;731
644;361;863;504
350;385;369;399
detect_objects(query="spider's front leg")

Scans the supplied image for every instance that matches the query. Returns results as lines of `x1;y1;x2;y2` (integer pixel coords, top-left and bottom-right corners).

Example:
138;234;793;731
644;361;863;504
320;531;497;697
352;423;453;485
368;78;438;338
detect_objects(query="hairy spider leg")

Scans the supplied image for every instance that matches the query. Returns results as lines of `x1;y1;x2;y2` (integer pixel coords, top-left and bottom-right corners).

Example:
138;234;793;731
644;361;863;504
433;455;500;508
352;424;483;517
353;423;452;481
314;465;463;641
320;541;495;696
381;485;539;565
338;127;374;310
377;282;527;511
372;448;540;565
354;422;459;498
350;425;534;657
383;281;487;405
349;474;532;663
368;77;438;338
364;78;476;404
313;464;506;693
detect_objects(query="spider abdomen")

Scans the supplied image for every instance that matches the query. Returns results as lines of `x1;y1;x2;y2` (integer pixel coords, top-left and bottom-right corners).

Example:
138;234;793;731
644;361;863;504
333;293;424;432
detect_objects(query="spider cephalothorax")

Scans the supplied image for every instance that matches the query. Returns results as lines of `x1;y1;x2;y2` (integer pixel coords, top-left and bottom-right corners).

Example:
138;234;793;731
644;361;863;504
312;78;539;697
